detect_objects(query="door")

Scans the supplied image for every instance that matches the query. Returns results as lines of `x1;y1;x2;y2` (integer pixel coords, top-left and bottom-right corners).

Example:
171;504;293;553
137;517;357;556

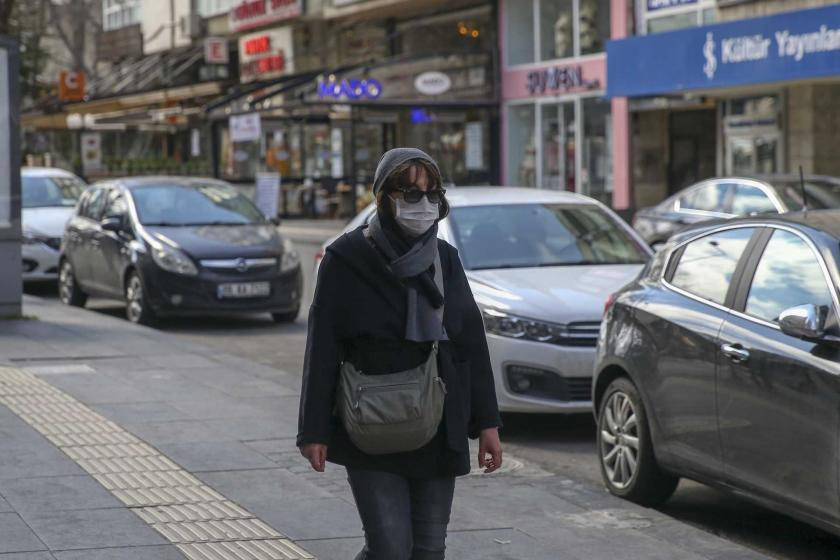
717;228;840;519
540;101;575;191
73;187;108;290
649;226;758;473
91;189;131;298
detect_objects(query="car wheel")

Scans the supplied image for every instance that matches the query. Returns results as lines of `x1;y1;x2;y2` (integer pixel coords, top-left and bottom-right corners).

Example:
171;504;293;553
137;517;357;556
58;260;87;307
597;377;679;506
271;307;300;323
125;272;156;326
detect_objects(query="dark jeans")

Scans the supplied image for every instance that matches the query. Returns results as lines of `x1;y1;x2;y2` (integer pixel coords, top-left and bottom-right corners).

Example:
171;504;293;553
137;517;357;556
347;468;455;560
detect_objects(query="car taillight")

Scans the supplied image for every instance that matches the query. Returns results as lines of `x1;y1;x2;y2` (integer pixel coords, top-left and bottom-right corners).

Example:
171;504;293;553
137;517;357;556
604;293;616;315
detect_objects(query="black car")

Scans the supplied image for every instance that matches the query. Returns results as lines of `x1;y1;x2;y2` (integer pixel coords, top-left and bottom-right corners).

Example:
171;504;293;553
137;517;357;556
58;177;302;325
593;210;840;535
633;175;840;247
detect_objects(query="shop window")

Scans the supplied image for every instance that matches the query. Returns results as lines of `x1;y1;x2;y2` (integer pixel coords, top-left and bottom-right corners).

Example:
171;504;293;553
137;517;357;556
505;0;536;65
505;0;610;65
540;0;574;61
507;104;537;187
582;97;611;204
397;7;494;57
642;0;716;35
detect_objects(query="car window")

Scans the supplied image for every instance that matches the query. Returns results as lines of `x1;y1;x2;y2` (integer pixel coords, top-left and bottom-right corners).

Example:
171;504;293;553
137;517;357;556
745;230;833;323
21;175;86;208
81;188;107;221
131;182;267;226
678;183;732;213
669;227;755;305
772;180;840;211
731;184;777;215
104;190;128;218
449;203;648;270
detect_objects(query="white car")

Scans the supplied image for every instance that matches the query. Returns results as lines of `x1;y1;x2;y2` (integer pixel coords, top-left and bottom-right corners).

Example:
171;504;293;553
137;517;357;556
21;167;87;281
317;187;652;413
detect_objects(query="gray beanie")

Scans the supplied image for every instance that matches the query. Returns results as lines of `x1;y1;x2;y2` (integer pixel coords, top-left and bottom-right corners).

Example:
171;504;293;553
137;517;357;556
372;148;441;195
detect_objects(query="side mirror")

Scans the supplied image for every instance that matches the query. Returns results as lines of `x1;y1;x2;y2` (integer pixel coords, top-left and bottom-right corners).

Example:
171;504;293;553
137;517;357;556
779;304;826;340
101;216;124;233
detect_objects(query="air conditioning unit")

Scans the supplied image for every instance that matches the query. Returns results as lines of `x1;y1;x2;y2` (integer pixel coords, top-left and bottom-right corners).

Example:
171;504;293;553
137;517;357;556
180;13;203;39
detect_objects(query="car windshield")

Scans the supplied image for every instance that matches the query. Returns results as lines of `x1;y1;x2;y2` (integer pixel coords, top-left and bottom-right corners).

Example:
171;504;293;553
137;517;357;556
22;175;86;208
772;180;840;210
449;203;648;270
131;183;267;226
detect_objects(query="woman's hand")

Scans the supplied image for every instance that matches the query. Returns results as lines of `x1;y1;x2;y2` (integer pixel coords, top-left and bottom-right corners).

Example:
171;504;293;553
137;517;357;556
300;443;328;472
478;428;502;474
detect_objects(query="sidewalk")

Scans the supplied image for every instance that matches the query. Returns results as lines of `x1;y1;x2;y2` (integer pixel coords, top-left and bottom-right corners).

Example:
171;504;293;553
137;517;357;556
0;296;769;559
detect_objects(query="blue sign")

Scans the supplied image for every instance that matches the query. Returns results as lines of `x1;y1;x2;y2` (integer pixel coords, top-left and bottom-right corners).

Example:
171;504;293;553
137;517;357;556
318;78;382;101
608;4;840;97
410;108;434;124
647;0;697;13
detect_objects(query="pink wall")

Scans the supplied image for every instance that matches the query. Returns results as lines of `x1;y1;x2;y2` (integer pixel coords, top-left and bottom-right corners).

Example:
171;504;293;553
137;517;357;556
501;57;607;102
610;0;630;210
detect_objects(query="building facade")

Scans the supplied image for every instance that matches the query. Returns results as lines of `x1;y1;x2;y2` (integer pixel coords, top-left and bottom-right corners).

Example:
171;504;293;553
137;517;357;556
609;0;840;209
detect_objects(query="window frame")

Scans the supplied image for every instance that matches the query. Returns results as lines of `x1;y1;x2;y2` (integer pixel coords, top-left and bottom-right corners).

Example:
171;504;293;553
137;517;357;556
663;225;762;310
662;223;840;333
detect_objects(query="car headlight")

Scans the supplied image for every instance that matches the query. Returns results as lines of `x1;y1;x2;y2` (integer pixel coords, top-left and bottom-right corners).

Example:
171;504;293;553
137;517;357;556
151;244;198;276
481;308;565;343
280;238;300;273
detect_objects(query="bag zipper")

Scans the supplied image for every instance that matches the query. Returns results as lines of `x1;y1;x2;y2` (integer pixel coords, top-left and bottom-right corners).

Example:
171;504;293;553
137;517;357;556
354;381;419;409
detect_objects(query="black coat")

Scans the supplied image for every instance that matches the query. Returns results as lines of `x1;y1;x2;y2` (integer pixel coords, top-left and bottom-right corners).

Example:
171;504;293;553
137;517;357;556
296;226;501;477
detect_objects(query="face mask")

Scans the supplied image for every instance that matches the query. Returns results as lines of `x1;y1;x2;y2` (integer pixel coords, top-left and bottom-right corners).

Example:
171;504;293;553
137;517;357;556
393;195;440;236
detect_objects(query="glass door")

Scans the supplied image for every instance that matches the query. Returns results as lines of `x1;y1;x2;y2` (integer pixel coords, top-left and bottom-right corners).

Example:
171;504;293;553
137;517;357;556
726;131;780;176
540;101;576;191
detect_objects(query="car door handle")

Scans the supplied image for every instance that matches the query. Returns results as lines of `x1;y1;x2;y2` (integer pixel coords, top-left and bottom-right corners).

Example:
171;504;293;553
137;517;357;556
721;343;750;364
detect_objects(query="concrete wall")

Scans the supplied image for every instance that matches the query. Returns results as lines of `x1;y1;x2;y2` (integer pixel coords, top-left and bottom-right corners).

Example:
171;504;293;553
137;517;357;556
787;83;840;176
717;0;832;22
631;110;669;209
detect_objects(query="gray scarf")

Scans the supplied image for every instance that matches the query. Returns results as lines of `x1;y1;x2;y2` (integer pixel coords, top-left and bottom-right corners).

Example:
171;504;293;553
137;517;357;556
367;214;448;342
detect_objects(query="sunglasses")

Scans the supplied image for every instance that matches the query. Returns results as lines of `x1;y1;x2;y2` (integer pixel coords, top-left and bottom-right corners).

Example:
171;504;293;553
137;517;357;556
392;187;447;204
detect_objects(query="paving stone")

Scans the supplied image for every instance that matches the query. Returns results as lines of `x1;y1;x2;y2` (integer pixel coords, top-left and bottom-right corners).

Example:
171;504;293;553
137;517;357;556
167;396;283;421
21;508;168;550
0;475;122;513
196;468;332;507
121;419;239;445
0;441;85;480
143;353;219;370
90;401;193;425
0;494;13;513
0;513;47;553
53;545;186;560
38;374;150;405
248;497;362;541
155;441;277;472
296;536;365;560
0;553;55;559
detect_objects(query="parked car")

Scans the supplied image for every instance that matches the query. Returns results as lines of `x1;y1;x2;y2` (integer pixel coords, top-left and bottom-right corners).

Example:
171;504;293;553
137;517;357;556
593;210;840;535
633;175;840;247
21;167;87;281
59;177;302;325
318;187;652;413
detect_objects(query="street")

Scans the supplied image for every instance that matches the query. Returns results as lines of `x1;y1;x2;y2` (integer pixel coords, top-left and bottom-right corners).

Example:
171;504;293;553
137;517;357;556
23;226;840;560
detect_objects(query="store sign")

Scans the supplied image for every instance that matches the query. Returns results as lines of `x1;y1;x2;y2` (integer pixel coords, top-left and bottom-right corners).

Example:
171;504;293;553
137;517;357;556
414;71;451;96
58;70;85;101
238;28;293;83
229;0;302;33
608;4;840;97
204;37;228;64
229;113;261;142
646;0;697;12
318;77;382;100
526;64;600;95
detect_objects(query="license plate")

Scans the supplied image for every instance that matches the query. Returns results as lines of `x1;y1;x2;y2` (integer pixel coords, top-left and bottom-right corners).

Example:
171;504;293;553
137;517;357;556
217;282;270;299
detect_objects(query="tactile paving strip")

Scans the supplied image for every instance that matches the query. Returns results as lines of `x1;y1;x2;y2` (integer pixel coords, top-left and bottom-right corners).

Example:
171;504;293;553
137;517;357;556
0;367;314;559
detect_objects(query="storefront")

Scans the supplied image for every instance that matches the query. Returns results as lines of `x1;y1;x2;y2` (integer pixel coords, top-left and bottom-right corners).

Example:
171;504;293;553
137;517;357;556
608;3;840;207
500;0;616;206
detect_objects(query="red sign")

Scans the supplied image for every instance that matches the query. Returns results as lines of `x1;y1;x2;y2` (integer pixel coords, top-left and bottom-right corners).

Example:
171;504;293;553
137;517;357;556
244;36;271;55
204;37;229;64
58;71;86;101
229;0;302;33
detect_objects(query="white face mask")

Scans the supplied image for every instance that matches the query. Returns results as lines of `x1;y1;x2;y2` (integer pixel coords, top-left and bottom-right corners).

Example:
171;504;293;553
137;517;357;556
393;196;440;236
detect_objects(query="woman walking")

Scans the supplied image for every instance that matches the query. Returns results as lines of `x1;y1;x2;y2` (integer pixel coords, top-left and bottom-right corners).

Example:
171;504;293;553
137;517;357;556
297;147;502;560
